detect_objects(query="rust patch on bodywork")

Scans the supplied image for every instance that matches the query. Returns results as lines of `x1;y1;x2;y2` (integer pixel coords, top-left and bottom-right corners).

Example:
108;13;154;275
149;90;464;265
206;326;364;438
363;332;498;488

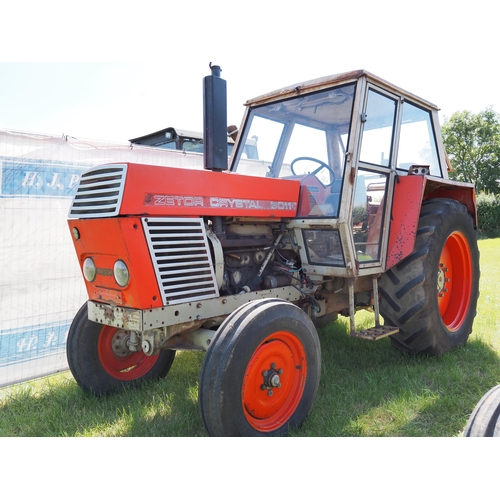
386;175;425;269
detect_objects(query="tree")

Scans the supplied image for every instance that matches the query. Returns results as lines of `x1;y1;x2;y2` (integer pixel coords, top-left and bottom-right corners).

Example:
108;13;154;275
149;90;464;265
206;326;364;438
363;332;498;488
441;108;500;194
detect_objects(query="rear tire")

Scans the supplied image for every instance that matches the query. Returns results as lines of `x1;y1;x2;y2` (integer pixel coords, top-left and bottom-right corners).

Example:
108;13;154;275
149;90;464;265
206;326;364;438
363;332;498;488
464;385;500;437
198;298;321;436
67;302;176;395
379;199;479;355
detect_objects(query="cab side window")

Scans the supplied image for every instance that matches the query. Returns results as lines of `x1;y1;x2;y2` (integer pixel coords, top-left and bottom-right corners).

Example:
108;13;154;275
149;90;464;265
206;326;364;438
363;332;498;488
360;90;397;167
397;102;442;177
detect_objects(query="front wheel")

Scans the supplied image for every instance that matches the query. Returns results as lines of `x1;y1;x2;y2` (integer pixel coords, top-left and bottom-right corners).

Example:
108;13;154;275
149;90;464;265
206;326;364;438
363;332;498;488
379;198;480;355
67;302;176;395
198;299;321;436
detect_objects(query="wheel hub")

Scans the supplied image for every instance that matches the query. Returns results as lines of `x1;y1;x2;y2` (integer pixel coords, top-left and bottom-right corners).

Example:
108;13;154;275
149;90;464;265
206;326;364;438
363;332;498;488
437;263;449;297
260;363;283;396
111;330;132;357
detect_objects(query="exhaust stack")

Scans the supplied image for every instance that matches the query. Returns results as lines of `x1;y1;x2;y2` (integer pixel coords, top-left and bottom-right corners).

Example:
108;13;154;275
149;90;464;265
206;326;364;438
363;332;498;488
203;64;228;171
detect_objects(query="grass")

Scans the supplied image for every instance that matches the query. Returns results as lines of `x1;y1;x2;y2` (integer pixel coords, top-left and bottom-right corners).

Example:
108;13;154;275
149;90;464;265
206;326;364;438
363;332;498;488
1;238;499;437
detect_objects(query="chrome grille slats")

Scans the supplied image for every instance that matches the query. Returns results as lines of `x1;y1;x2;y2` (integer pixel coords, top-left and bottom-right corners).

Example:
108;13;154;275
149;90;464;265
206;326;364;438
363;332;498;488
68;164;127;218
142;217;219;305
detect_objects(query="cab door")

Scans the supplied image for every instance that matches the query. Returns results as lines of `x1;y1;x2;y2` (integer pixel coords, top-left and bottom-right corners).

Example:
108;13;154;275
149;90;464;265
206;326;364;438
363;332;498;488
351;86;399;270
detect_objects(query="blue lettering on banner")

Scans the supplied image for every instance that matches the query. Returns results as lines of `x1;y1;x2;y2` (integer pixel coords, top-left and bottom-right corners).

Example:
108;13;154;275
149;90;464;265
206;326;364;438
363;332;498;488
0;321;71;367
0;158;87;198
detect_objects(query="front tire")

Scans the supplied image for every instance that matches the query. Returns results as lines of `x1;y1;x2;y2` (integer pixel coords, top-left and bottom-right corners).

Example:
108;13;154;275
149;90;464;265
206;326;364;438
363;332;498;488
379;199;480;355
198;298;321;436
67;302;176;395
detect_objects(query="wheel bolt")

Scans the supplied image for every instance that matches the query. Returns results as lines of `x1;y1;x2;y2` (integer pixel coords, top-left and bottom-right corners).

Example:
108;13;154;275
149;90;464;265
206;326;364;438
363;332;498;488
262;370;268;377
268;390;273;396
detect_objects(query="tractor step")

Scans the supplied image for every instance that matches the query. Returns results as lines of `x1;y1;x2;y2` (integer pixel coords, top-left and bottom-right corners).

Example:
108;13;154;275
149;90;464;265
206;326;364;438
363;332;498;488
350;325;399;341
347;277;399;341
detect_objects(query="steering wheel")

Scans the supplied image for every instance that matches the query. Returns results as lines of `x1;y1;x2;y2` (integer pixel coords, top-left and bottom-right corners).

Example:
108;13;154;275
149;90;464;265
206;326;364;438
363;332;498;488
290;156;336;185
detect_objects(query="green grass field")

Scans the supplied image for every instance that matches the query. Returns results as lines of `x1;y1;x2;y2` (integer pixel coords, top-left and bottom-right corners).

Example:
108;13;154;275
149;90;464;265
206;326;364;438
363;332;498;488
1;238;499;437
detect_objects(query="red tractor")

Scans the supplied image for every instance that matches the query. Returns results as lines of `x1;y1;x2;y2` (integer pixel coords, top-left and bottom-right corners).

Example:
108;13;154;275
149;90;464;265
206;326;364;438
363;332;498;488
66;66;480;436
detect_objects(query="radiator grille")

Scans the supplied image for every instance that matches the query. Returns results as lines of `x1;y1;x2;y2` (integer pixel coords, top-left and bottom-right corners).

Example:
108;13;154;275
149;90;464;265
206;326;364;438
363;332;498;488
142;217;219;305
68;164;127;218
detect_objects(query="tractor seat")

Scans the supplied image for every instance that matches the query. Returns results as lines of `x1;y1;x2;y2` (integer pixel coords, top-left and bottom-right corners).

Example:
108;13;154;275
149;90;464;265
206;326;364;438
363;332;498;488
323;178;342;215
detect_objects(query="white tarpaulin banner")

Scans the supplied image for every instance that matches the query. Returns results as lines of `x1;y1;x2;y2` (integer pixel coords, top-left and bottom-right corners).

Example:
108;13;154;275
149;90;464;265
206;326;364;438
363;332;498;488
0;128;204;387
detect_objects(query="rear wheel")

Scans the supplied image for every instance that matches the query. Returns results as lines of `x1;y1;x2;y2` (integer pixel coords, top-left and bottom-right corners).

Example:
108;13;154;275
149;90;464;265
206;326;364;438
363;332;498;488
67;302;176;395
198;298;321;436
464;385;500;437
379;199;479;355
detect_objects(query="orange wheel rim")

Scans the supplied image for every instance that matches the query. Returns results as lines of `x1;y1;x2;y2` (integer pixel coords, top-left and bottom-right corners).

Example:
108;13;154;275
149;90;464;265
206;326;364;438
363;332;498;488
437;231;473;331
242;330;307;432
98;325;159;380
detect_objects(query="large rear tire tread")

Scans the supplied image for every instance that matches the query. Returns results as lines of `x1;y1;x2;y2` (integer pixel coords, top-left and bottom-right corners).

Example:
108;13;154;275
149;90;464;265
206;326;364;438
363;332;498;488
67;302;176;396
379;198;480;355
464;385;500;437
199;298;321;436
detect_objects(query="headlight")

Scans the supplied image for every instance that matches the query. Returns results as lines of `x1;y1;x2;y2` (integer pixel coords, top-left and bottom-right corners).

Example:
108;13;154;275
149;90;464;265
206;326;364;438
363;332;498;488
114;260;129;287
83;257;96;282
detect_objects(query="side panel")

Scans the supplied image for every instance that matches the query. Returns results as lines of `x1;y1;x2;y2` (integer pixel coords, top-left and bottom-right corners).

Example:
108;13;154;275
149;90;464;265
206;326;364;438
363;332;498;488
68;217;162;310
386;175;425;269
120;163;301;218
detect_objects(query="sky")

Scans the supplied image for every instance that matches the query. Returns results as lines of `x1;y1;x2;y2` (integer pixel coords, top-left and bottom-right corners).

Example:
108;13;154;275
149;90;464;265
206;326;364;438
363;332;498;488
0;1;498;144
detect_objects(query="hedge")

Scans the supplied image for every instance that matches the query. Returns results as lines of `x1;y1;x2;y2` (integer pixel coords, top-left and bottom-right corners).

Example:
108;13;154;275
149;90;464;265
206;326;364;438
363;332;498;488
476;192;500;235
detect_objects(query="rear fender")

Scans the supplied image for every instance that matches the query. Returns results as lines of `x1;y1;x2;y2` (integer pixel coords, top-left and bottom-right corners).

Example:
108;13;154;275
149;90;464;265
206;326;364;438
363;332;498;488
385;175;476;269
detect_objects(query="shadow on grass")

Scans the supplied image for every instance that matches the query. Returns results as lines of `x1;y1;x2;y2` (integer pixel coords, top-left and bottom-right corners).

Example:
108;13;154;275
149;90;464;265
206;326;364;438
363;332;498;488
1;322;498;437
295;319;500;437
0;351;207;437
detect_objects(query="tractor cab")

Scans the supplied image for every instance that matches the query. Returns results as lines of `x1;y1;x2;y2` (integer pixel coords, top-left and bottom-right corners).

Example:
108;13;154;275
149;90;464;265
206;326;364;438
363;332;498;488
231;70;447;278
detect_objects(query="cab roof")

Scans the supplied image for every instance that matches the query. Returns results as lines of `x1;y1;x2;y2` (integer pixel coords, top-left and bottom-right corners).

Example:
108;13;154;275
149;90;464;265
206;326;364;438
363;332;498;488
244;69;439;111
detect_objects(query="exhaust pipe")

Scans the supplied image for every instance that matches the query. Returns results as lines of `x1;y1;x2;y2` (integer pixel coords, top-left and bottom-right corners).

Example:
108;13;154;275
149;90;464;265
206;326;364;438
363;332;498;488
203;63;228;171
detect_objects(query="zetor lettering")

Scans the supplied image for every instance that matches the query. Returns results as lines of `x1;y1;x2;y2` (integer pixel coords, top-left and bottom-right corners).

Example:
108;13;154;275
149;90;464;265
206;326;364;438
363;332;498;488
147;194;297;211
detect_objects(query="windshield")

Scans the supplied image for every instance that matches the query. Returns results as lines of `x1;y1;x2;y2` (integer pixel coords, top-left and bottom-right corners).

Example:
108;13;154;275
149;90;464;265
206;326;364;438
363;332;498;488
232;83;356;217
